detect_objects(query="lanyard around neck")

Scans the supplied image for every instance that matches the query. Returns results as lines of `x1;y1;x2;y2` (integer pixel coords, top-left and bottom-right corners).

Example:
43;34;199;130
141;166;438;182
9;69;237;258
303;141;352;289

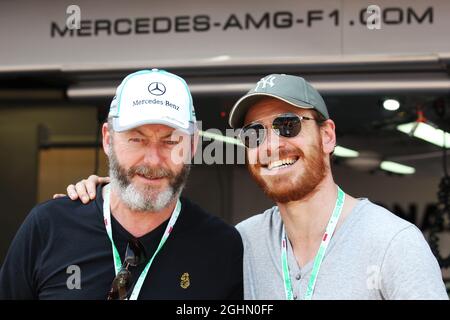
281;186;345;300
102;184;181;300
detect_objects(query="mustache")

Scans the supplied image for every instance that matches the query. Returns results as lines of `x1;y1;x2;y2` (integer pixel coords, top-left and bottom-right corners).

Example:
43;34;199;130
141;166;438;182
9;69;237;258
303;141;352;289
254;147;305;167
128;165;173;179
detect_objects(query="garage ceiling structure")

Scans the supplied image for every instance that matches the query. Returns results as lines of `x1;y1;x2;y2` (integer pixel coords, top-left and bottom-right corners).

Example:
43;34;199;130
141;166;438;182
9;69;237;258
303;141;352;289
0;54;449;177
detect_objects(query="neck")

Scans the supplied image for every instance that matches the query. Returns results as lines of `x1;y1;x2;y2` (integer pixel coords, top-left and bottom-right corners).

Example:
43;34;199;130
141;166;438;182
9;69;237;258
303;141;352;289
104;186;177;238
277;174;358;267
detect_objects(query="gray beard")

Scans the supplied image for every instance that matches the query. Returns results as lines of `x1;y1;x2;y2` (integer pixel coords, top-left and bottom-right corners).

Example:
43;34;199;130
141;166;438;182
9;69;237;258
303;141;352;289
107;147;190;212
109;178;176;212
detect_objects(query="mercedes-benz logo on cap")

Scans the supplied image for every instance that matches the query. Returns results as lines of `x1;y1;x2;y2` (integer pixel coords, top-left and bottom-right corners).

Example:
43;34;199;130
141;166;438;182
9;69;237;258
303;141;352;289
148;82;166;96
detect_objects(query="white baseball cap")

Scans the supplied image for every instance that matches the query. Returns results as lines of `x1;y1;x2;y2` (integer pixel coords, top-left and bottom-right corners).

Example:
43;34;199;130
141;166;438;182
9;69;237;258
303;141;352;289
109;69;196;134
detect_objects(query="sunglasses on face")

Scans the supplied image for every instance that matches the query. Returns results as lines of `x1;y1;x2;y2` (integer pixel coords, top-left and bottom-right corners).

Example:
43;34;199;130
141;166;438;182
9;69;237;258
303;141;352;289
238;113;320;149
107;238;146;300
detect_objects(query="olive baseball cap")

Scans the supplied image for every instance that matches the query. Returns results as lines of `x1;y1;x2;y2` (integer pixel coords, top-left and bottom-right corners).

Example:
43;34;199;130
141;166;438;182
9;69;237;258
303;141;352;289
229;74;329;128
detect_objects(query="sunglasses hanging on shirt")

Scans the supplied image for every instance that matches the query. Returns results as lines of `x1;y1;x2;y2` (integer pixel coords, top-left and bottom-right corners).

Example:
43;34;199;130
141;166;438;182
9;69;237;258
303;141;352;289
107;238;146;300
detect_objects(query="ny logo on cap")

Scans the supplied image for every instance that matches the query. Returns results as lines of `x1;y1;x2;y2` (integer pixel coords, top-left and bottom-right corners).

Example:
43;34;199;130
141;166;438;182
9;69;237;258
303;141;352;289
254;75;276;91
148;82;166;96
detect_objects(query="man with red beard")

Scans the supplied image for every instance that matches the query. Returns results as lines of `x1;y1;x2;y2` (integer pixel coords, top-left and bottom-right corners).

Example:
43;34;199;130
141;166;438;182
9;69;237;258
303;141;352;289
228;74;447;300
0;69;243;300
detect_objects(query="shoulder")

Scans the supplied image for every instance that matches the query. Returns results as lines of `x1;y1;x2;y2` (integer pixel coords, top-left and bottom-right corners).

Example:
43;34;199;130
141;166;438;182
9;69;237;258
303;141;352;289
3;196;97;256
356;200;430;250
26;197;74;224
32;196;98;219
353;199;415;239
25;196;101;235
347;199;434;260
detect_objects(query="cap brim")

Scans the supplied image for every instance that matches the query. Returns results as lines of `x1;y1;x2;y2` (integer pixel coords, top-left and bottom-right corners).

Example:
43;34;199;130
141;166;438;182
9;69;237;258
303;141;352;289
228;93;315;128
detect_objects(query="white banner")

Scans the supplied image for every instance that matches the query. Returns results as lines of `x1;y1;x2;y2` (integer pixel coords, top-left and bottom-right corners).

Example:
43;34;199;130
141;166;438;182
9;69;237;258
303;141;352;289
0;0;449;70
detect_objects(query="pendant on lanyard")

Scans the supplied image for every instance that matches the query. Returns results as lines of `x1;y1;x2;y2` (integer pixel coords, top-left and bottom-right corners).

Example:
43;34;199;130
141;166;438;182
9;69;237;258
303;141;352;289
103;184;181;300
281;186;345;300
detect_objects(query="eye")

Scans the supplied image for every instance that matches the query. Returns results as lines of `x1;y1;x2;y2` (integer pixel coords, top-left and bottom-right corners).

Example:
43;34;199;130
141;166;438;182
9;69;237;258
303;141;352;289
163;140;179;146
128;137;149;146
128;138;143;143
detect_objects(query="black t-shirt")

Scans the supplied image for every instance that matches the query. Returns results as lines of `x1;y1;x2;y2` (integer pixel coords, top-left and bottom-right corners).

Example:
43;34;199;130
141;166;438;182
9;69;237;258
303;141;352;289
0;185;243;300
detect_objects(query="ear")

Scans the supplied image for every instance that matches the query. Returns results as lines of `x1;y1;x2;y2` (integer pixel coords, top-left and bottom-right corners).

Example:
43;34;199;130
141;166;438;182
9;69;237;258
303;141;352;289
102;122;111;156
320;119;336;155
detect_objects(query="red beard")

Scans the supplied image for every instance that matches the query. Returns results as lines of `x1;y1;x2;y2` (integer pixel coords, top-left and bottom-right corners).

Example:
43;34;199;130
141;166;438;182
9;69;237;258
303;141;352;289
248;143;326;203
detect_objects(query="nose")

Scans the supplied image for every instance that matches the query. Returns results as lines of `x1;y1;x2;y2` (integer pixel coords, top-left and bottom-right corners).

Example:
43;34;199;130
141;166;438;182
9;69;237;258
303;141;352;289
142;143;164;166
267;125;287;152
258;126;284;161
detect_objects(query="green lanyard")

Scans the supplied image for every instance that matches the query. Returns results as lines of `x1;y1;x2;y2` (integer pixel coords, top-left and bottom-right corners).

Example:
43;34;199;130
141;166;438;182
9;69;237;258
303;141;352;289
281;186;345;300
102;184;181;300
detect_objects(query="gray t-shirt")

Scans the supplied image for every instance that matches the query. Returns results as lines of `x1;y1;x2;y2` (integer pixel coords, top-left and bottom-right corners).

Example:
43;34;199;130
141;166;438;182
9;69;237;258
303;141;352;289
236;199;448;300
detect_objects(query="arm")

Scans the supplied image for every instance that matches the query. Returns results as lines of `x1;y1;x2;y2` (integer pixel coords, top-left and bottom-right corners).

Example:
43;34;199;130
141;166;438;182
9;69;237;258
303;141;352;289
380;225;448;300
0;208;44;299
53;175;110;204
225;229;244;300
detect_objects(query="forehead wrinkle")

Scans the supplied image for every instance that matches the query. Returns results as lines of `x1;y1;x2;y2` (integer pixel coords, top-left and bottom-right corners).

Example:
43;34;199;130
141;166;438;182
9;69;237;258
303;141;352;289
126;125;175;139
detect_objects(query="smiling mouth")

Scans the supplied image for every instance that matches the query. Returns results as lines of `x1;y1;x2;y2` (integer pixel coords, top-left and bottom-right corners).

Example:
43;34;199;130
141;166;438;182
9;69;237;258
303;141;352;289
262;156;300;171
136;174;165;180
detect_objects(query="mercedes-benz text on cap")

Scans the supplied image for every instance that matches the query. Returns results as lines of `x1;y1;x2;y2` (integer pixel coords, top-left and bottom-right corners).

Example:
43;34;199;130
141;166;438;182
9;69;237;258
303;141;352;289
109;69;196;134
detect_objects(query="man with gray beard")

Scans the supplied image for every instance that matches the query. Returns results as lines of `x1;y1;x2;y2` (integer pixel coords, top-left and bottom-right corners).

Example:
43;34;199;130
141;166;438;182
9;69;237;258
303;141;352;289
0;69;243;300
106;119;190;214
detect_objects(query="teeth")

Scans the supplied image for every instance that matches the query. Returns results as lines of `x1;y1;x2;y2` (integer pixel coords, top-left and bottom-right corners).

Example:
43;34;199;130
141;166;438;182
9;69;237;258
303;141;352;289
267;157;297;170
